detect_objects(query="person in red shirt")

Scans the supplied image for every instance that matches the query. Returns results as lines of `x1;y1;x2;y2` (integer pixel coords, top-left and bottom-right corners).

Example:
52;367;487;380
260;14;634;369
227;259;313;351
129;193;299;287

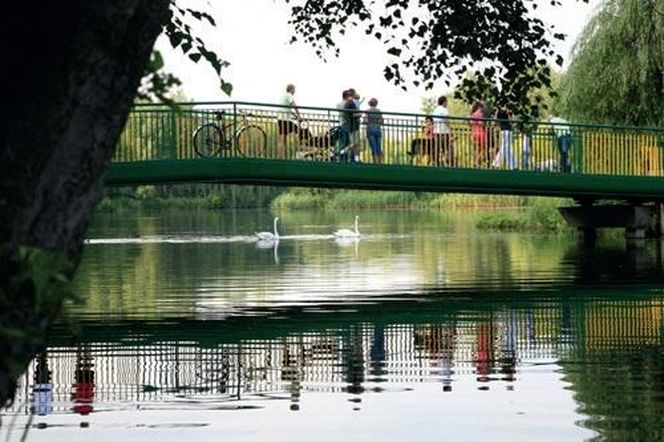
470;101;488;167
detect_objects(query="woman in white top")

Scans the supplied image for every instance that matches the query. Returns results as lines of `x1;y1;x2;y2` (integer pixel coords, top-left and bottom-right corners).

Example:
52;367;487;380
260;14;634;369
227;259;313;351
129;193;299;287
432;96;453;166
492;107;516;170
277;84;302;158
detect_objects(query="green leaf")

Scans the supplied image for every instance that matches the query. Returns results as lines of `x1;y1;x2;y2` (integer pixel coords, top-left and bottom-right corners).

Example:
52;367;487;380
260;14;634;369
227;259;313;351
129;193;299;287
147;51;165;72
221;81;233;96
168;31;184;49
387;47;401;56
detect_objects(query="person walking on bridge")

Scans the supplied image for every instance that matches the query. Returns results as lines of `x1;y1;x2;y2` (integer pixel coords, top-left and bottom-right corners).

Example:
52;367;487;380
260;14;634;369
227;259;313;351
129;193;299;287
277;84;302;158
470;101;487;168
492;107;516;170
549;113;572;173
336;90;350;150
343;89;362;162
432;96;454;166
363;98;383;164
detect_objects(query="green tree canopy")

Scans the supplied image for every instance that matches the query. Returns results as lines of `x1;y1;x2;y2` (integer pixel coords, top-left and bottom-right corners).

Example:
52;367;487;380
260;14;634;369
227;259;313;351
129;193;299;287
558;0;664;126
286;0;580;118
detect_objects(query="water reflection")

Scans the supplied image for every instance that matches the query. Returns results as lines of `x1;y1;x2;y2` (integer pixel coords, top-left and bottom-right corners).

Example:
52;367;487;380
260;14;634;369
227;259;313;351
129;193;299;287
255;238;280;264
564;244;664;284
16;315;531;410
5;289;664;440
31;353;53;417
71;348;94;417
334;236;360;260
6;210;664;440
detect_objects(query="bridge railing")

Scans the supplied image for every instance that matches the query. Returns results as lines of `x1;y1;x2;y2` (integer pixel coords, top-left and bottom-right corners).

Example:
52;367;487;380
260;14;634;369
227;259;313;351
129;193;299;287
115;101;664;177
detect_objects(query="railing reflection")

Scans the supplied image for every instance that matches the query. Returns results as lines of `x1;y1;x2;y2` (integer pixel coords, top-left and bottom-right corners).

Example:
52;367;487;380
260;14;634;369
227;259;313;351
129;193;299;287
9;296;664;416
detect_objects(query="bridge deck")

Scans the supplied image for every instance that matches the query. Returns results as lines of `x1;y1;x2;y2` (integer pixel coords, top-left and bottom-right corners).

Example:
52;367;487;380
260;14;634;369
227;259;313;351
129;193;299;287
108;101;664;200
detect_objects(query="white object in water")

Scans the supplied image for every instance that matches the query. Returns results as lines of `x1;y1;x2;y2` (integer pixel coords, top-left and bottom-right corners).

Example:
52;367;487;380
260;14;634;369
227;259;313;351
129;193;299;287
255;217;280;241
333;215;360;238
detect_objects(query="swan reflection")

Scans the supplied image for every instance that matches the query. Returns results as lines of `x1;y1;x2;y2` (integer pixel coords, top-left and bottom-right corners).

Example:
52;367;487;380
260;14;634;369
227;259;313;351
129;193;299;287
334;236;360;247
255;238;279;264
334;236;360;258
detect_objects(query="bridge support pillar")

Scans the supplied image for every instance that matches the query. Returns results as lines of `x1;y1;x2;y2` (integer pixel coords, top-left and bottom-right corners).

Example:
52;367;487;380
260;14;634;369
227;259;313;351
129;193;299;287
559;204;652;247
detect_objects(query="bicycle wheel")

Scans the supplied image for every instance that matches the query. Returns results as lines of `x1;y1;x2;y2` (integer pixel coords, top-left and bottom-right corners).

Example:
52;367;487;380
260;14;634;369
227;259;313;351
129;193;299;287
193;123;224;158
236;125;267;157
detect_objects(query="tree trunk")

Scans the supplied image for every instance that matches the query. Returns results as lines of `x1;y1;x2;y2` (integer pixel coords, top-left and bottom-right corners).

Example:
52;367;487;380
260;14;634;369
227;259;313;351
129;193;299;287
0;0;170;406
1;0;170;259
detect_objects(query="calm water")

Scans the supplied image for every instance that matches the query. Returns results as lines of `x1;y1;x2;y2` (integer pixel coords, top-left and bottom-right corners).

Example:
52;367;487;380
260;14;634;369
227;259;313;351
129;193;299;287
4;209;664;441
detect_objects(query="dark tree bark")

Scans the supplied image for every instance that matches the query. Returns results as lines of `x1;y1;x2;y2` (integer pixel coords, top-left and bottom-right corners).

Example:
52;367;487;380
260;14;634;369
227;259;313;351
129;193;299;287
0;0;171;406
1;1;170;259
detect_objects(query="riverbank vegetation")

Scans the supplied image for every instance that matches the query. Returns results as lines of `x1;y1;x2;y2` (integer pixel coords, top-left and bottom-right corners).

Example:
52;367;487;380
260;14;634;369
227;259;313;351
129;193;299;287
270;188;535;210
272;189;572;233
97;184;284;212
476;198;572;233
97;184;573;233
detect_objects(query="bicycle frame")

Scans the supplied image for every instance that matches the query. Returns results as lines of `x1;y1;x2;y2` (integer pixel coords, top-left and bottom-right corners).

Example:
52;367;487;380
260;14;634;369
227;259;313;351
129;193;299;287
216;111;251;151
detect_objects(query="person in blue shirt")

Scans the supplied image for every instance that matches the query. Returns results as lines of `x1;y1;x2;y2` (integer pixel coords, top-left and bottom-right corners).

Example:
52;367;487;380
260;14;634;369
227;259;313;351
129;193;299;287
363;98;384;164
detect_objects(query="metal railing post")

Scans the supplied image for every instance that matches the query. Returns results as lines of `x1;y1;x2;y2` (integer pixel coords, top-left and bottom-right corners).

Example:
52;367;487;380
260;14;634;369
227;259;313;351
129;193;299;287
232;102;238;156
169;108;177;160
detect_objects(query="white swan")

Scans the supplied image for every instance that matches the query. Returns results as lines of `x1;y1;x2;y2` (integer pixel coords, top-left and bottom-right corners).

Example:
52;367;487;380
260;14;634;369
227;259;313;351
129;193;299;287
255;217;279;241
333;215;360;238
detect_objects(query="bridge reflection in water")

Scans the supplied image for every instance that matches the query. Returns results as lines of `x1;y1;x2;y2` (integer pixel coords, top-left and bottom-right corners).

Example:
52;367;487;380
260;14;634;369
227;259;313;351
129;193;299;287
10;291;664;437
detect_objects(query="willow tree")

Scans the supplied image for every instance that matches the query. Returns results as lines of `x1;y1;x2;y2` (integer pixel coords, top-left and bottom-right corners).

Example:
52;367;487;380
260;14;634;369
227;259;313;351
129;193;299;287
558;0;664;126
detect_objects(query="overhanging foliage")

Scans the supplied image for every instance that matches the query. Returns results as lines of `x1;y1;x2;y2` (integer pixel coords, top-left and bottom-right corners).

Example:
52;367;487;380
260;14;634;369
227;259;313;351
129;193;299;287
285;0;583;117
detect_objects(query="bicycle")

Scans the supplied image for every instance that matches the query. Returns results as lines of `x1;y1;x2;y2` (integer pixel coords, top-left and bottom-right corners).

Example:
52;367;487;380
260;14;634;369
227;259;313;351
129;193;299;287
192;110;267;158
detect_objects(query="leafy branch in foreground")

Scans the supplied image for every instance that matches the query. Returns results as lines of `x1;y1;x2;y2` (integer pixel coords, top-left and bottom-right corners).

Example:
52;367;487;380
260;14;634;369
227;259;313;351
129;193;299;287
140;1;234;102
0;248;76;407
137;50;183;102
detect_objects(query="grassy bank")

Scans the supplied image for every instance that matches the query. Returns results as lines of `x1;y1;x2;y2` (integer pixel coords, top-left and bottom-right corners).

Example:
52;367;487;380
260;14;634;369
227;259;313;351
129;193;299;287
96;195;210;212
271;189;574;233
475;201;572;233
271;189;532;210
270;188;426;210
274;189;577;233
97;184;282;213
97;185;575;234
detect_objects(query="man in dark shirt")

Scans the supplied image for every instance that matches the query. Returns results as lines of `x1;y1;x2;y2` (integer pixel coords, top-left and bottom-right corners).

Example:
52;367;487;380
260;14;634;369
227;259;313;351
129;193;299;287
343;91;361;162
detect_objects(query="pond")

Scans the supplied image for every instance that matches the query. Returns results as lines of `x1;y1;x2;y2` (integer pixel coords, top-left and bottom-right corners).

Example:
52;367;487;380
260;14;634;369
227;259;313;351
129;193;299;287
4;209;664;441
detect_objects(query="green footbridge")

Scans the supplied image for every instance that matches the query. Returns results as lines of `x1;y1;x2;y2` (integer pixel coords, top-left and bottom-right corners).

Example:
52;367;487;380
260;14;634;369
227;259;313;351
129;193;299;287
108;101;664;201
